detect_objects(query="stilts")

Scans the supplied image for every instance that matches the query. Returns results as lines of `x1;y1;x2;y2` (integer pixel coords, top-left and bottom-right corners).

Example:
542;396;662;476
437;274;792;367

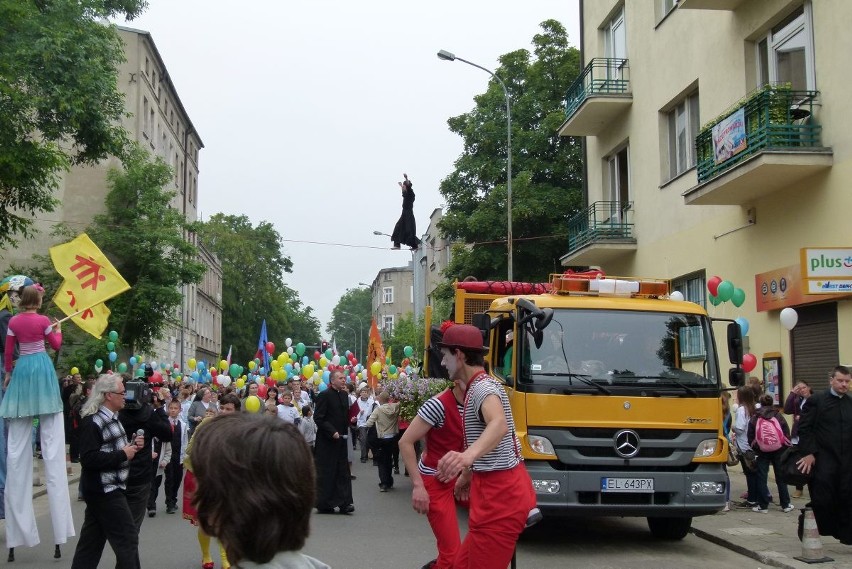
54;544;61;558
7;547;14;562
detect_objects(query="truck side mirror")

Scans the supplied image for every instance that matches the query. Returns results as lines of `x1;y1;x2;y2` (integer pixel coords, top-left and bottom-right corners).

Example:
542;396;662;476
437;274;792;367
729;368;745;387
726;322;742;365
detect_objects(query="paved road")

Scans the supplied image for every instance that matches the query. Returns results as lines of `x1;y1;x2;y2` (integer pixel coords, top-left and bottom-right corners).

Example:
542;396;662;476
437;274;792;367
4;458;763;568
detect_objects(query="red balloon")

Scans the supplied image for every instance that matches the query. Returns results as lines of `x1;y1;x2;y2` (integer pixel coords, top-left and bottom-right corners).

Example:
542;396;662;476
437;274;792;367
210;368;218;377
266;341;275;354
314;351;321;360
257;384;268;399
742;353;757;373
173;362;179;369
266;378;276;387
707;276;722;297
150;371;163;384
349;372;356;380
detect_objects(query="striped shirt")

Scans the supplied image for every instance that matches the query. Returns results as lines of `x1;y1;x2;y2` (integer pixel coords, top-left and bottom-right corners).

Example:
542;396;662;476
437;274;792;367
91;406;130;493
417;395;463;476
464;374;522;472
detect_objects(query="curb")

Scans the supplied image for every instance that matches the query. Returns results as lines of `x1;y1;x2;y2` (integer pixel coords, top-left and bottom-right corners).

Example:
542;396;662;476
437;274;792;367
690;526;799;569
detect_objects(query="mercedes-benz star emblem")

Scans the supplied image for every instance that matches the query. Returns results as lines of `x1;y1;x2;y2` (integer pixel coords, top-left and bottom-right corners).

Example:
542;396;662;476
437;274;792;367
614;429;640;458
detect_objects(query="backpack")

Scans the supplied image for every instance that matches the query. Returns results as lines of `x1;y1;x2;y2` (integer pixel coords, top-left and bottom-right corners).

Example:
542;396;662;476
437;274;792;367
754;415;788;452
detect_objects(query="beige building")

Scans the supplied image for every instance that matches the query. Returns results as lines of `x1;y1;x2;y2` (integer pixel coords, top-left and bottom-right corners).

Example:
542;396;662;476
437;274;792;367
559;0;850;394
0;26;222;365
413;208;453;319
369;263;414;338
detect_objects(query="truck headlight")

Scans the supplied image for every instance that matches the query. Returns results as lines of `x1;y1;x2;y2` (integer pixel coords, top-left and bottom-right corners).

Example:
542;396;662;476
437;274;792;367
691;481;724;495
532;479;561;494
527;435;555;456
694;438;718;458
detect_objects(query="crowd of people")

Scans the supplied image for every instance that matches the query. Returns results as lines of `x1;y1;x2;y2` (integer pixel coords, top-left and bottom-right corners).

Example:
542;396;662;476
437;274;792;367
3;279;852;568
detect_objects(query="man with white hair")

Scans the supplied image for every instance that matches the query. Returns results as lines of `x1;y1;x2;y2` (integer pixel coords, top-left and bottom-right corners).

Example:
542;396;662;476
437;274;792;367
71;374;143;569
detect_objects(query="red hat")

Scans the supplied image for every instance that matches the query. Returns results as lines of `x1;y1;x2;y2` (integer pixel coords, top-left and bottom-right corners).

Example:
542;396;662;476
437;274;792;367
437;324;488;354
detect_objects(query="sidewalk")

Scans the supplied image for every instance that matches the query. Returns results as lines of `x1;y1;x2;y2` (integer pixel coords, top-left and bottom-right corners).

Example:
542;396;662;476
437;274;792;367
691;469;852;568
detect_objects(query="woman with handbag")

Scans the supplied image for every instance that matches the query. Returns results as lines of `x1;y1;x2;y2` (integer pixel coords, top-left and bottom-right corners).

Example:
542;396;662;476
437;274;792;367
733;386;759;507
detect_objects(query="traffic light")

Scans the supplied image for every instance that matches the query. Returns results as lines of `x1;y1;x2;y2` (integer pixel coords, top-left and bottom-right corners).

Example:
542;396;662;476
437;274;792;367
321;340;329;352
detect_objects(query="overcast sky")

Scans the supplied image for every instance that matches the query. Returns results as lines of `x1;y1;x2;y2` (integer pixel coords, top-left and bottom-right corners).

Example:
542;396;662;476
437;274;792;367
120;1;580;336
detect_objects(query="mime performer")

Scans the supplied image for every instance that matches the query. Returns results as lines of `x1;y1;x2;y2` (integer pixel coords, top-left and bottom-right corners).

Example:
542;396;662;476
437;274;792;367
0;282;74;561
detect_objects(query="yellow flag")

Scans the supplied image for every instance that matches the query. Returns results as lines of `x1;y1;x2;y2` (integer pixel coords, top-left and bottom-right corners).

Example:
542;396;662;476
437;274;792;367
53;280;110;338
49;233;130;308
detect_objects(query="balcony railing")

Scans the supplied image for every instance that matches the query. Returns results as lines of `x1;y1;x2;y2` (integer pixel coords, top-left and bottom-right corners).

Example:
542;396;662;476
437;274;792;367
695;88;822;184
564;58;631;119
567;201;634;253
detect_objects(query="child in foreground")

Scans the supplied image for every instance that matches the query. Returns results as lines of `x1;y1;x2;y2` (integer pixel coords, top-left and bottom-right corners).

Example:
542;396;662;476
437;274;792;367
191;413;329;568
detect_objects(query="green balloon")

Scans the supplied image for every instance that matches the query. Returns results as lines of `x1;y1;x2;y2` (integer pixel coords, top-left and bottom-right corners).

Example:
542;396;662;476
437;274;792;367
388;365;397;375
716;280;734;302
324;349;333;360
108;330;119;342
403;345;414;358
106;341;115;351
708;293;721;306
229;363;240;377
117;362;128;373
731;287;746;308
295;342;306;357
95;358;104;367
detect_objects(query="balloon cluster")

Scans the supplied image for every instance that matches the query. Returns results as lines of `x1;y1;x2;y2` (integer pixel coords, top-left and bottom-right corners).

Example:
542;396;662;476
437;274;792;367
707;276;747;308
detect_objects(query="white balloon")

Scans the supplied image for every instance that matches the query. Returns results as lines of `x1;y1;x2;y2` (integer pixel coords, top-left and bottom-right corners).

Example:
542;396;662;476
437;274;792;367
285;338;293;347
332;355;340;366
780;307;799;331
219;375;232;388
287;346;294;355
670;291;685;302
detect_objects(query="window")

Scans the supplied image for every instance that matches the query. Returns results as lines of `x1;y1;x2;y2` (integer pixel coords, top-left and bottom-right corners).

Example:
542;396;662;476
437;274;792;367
383;272;392;282
605;6;626;60
657;0;677;23
607;146;630;221
144;57;149;77
382;287;394;304
142;97;149;136
757;4;814;90
672;271;707;358
382;315;394;335
666;92;700;180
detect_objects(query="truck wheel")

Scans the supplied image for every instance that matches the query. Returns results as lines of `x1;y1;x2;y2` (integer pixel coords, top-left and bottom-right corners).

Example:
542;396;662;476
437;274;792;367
647;516;692;540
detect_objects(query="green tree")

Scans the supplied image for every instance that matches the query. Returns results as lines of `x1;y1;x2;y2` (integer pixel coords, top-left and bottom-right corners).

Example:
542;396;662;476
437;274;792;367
88;148;205;355
0;0;148;247
384;313;424;368
198;214;320;364
439;19;583;283
327;287;372;362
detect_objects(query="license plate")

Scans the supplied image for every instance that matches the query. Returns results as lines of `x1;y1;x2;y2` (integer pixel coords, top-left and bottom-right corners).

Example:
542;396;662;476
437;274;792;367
601;477;654;493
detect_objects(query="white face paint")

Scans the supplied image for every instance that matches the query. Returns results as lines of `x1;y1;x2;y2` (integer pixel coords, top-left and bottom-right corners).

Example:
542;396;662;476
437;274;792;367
441;348;459;380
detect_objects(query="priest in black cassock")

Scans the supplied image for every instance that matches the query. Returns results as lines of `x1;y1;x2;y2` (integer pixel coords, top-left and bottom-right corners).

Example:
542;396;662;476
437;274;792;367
797;365;852;544
313;369;355;514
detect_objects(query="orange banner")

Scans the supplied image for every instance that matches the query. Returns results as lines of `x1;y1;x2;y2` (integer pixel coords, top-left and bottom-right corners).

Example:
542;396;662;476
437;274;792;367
365;318;385;390
754;265;845;312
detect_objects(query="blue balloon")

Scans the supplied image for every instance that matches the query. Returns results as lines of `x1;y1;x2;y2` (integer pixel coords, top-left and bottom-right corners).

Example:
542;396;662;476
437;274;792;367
318;382;328;392
191;371;199;381
108;351;117;362
284;363;293;373
322;370;330;382
302;356;309;365
129;356;137;366
735;317;750;337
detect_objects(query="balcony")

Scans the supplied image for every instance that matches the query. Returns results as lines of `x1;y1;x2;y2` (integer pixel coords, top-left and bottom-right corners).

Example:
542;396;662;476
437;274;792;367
557;58;632;137
684;88;832;206
560;201;637;267
677;0;747;10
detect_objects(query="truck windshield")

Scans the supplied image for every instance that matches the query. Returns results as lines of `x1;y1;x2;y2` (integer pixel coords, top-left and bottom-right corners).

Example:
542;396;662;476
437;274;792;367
519;308;719;393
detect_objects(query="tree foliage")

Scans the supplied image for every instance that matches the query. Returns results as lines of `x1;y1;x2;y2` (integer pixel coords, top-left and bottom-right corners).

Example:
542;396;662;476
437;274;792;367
327;287;372;361
0;0;148;247
439;19;583;283
88;147;205;355
198;214;320;364
383;313;424;367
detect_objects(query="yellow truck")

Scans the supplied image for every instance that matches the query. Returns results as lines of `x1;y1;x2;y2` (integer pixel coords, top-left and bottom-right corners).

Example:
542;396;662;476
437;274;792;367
424;274;745;540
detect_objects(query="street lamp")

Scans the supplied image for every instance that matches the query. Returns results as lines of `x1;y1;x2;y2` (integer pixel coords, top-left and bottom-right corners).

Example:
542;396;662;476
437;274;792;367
437;49;513;281
341;311;364;363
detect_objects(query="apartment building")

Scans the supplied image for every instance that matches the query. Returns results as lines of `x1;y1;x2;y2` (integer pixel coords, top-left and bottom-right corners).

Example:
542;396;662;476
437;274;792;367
559;0;850;393
0;26;222;365
413;208;453;320
369;263;414;338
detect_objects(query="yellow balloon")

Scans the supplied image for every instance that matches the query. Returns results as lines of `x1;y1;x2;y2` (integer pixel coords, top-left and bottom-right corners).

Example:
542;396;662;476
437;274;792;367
277;353;287;364
371;361;382;376
219;359;228;371
248;361;256;370
188;358;197;370
70;367;79;375
235;377;245;389
271;360;281;371
245;395;261;413
319;356;328;368
313;377;321;386
302;364;314;379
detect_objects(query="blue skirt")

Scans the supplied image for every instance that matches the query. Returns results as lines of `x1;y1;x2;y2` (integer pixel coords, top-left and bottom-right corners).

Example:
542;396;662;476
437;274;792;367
0;352;63;418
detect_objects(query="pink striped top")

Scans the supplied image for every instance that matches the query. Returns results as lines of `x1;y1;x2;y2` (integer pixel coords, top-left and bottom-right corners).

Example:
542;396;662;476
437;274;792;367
4;312;62;372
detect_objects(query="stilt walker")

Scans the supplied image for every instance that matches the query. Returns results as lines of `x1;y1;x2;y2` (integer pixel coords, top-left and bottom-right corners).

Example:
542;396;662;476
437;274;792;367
0;281;74;561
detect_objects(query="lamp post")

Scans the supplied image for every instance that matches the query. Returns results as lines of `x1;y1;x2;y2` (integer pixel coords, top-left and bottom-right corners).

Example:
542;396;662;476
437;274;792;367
437;49;513;281
341;311;364;363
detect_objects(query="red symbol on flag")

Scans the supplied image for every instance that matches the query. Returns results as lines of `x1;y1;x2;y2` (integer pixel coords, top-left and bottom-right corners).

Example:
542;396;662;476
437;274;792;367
66;290;77;308
81;308;94;320
69;255;107;291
